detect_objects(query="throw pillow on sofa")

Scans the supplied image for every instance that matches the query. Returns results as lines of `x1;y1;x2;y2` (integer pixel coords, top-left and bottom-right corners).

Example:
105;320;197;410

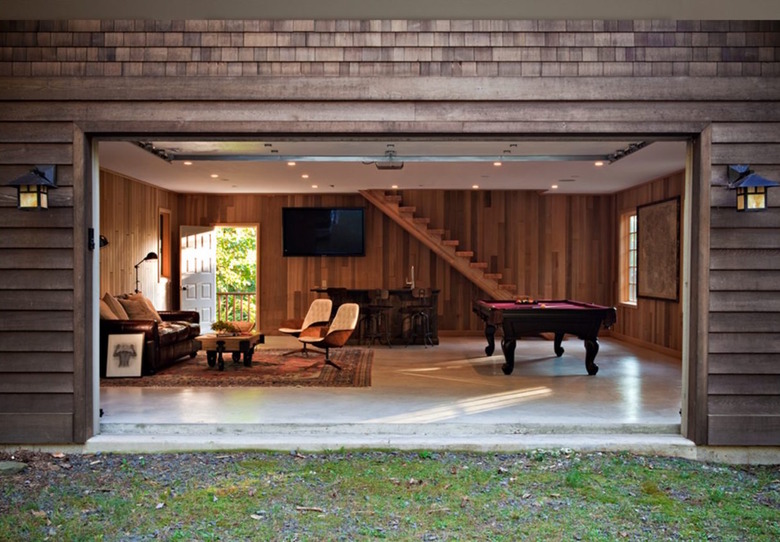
99;299;119;320
102;292;129;319
118;292;162;322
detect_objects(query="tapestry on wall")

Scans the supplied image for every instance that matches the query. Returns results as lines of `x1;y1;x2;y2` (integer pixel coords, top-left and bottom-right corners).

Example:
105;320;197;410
100;348;372;388
637;196;680;302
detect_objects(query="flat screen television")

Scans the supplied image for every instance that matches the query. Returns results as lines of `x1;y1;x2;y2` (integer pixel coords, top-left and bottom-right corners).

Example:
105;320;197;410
282;207;365;257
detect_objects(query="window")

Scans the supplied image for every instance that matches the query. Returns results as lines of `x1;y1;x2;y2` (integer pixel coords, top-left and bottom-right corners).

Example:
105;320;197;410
620;211;638;304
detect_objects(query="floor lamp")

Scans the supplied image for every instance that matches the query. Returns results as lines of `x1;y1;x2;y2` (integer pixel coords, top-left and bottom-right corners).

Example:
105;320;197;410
134;252;158;293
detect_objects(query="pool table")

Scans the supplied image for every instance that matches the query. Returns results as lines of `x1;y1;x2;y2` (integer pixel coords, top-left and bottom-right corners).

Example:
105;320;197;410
472;299;617;376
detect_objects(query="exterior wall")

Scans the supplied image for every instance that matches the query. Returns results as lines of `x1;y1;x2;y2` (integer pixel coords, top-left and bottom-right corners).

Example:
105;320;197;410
708;135;780;445
0;19;778;445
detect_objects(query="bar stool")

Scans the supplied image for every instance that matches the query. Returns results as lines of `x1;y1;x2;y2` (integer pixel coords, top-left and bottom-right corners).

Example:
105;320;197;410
401;287;434;347
361;289;393;347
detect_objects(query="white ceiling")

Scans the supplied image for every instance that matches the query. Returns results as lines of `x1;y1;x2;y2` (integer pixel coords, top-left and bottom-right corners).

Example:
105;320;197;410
98;138;687;195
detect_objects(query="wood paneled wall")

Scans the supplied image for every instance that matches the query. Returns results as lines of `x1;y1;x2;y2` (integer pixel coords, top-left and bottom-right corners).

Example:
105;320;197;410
177;189;616;335
99;170;180;309
708;123;780;446
0;123;78;443
613;171;685;355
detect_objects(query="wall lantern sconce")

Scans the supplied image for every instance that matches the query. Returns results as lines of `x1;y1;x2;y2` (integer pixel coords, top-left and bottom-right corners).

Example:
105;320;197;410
728;165;779;212
134;252;158;293
7;165;57;210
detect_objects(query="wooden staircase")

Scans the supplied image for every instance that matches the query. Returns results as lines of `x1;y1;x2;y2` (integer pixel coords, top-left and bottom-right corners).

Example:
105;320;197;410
360;189;515;300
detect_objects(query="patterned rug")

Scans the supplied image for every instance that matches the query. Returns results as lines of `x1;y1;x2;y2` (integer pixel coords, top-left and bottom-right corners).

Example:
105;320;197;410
100;348;372;388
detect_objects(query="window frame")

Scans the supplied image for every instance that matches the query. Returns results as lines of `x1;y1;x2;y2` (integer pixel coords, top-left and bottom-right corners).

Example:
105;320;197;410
619;210;638;307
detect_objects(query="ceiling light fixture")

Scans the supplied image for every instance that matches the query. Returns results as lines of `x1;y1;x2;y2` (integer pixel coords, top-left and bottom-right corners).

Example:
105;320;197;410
302;174;309;179
210;174;219;178
287;161;296;166
374;149;404;170
594;161;604;167
183;161;192;166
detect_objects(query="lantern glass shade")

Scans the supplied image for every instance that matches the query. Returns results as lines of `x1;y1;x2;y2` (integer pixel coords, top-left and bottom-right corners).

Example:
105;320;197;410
736;186;767;212
18;184;49;210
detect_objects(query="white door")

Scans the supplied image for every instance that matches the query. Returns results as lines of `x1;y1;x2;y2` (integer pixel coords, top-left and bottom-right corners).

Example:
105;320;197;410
180;226;217;332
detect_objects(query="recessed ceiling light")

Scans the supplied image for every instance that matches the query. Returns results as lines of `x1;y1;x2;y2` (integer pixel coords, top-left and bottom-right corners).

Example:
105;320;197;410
183;161;192;166
311;184;318;189
210;174;219;178
493;162;502;167
391;185;398;189
302;174;309;179
594;161;604;167
287;161;296;166
551;185;559;189
472;184;479;189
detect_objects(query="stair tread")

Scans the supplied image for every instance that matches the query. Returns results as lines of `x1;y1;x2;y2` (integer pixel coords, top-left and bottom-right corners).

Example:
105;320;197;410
399;206;416;213
455;250;475;257
470;262;488;268
442;240;459;246
484;273;503;279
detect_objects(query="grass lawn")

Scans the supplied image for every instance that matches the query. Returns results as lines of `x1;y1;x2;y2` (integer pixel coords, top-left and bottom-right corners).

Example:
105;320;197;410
1;449;778;541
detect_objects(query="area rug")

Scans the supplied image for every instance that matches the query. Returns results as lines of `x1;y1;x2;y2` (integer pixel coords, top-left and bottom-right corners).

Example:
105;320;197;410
100;348;372;388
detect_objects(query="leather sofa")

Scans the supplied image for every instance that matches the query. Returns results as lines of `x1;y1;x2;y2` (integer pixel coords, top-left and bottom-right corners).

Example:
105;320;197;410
99;293;201;376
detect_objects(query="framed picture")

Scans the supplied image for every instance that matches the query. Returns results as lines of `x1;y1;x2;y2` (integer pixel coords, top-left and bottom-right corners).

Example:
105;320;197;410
637;196;681;302
106;333;144;378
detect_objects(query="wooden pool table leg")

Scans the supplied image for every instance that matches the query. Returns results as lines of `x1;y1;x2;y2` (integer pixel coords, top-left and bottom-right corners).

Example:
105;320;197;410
584;339;599;375
553;332;565;357
500;338;516;375
484;324;496;356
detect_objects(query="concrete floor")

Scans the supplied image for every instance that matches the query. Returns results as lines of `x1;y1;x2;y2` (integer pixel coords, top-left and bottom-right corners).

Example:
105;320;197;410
94;335;691;453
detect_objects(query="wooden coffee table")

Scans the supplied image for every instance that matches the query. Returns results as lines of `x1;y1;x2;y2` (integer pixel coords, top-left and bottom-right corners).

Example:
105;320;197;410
196;332;265;371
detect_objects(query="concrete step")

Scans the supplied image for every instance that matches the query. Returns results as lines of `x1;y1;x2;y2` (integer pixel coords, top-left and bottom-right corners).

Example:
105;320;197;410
89;423;692;455
100;421;681;437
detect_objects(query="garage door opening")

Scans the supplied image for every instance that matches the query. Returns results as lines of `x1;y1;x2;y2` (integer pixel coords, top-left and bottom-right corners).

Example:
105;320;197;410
95;135;689;441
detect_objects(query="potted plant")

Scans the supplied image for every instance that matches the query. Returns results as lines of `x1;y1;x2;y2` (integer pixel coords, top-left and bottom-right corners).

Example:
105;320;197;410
211;320;239;336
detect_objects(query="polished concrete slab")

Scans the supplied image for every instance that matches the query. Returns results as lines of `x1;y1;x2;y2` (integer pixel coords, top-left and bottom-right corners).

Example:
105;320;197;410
99;335;684;442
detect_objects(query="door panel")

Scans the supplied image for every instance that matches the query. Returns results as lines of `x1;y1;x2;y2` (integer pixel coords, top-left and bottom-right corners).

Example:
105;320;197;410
180;225;216;332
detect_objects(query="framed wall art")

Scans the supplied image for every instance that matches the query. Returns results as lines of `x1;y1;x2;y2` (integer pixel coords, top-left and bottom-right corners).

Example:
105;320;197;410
637;196;681;302
105;333;144;378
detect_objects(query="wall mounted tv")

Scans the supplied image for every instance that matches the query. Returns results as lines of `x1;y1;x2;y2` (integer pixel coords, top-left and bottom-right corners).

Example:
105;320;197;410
282;207;366;257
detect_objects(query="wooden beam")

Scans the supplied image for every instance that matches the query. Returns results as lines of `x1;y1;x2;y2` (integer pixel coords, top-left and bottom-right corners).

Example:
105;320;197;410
2;76;779;102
